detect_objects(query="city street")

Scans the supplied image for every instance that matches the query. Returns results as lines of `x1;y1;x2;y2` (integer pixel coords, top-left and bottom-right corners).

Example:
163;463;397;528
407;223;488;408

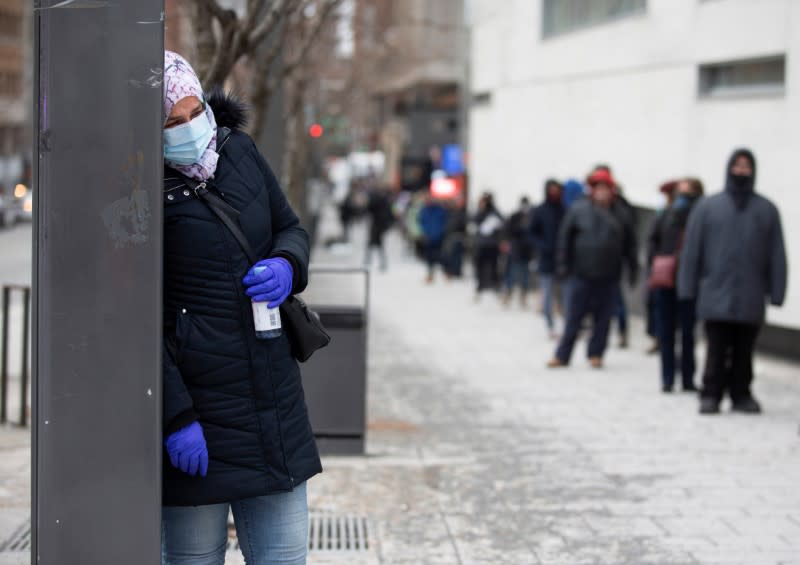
2;223;800;564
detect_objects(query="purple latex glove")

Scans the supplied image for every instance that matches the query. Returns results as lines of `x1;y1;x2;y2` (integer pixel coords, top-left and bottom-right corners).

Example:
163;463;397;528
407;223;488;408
242;257;293;308
165;421;209;477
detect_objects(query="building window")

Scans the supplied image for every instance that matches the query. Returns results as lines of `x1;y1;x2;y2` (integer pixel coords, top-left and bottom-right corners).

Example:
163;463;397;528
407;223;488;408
471;92;492;106
542;0;646;38
699;55;786;99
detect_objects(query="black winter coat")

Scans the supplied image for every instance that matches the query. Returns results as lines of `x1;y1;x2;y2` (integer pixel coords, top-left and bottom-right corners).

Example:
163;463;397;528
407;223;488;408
367;190;393;245
647;198;697;265
504;209;534;261
530;201;565;274
557;199;638;282
162;92;321;506
678;160;787;325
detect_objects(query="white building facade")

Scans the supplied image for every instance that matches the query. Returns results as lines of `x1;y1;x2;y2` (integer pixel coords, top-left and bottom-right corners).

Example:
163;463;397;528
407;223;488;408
469;0;798;331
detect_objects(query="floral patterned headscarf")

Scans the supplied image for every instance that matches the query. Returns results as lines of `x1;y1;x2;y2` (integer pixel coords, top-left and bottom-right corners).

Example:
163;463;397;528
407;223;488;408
163;51;218;181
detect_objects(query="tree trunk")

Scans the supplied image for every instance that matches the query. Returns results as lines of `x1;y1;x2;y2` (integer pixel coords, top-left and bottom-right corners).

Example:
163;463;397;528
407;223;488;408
282;73;309;226
191;3;216;81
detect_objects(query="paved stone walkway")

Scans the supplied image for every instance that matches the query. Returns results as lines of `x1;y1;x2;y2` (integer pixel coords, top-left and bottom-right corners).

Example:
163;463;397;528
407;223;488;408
306;227;800;565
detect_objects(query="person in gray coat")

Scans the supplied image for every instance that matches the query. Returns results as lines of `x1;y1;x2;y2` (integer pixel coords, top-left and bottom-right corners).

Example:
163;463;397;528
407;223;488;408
678;148;787;415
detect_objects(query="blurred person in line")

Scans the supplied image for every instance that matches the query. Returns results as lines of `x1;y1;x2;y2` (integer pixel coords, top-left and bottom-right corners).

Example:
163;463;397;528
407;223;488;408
593;164;638;349
443;196;468;279
556;177;584;322
364;185;394;272
548;169;639;369
160;52;320;564
531;179;566;339
679;149;787;415
418;193;450;284
471;192;505;301
403;192;426;258
648;178;704;393
338;182;358;243
502;196;535;307
305;177;326;254
644;180;680;354
561;178;585;209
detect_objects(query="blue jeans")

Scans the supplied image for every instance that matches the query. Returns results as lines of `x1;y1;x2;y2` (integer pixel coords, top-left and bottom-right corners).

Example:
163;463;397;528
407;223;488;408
446;238;465;277
539;274;561;331
555;277;617;363
162;482;308;565
424;240;443;277
614;284;628;336
654;289;697;389
505;259;530;292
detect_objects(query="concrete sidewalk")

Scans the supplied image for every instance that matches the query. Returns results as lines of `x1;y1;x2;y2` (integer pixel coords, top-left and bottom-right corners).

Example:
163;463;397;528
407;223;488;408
307;226;800;564
2;224;799;564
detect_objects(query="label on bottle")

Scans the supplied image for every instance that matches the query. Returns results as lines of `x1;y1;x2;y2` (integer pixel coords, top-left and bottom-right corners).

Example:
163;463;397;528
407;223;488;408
253;300;281;332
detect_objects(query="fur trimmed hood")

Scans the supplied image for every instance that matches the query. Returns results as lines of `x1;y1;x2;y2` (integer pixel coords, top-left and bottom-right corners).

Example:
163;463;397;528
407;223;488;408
207;88;248;131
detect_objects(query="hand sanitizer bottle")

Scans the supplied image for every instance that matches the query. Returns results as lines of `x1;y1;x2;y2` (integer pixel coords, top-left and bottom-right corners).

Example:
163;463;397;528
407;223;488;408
251;266;282;339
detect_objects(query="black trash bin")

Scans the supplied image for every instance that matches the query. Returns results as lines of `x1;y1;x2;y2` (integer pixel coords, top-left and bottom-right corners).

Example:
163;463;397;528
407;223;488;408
298;268;369;455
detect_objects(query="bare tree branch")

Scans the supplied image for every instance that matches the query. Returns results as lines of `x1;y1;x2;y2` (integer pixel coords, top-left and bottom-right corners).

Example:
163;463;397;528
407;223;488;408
280;0;343;80
190;2;217;81
249;12;291;140
248;0;289;48
245;0;265;29
196;0;232;22
204;18;239;86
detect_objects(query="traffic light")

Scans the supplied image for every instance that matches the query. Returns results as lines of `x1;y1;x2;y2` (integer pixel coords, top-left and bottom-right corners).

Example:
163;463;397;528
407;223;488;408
309;123;324;138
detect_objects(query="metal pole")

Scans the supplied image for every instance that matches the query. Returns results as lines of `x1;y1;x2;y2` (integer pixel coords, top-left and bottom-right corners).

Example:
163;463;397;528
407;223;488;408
1;286;9;424
19;287;30;427
33;2;165;563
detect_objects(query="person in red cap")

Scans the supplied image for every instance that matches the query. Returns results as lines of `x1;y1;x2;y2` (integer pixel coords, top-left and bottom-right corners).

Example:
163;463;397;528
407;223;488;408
548;168;639;369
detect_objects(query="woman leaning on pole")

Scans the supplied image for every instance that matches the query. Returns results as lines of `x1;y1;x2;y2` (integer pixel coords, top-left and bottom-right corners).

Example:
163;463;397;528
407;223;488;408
159;51;321;565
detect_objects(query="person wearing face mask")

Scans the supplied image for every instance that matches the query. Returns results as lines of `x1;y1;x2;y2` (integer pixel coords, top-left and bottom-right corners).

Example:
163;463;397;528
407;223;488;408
679;149;787;415
648;178;704;393
160;51;321;564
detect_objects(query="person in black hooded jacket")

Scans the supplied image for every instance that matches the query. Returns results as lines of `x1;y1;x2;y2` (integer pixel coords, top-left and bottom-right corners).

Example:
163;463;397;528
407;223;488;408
161;52;320;564
530;179;565;338
679;148;787;415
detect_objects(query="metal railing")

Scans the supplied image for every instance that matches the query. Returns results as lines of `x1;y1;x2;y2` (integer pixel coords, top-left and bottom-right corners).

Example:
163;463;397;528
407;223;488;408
1;285;30;427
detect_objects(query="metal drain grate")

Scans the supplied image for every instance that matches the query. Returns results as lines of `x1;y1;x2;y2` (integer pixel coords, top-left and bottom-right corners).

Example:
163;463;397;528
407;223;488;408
308;511;370;552
227;511;370;553
0;520;31;553
2;513;371;555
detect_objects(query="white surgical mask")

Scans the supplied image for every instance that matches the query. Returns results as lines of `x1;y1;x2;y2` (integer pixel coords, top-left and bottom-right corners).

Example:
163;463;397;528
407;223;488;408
164;112;213;165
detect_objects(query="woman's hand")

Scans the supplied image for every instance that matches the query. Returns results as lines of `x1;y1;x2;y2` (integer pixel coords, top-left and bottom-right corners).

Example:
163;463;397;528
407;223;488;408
243;258;294;308
165;421;209;477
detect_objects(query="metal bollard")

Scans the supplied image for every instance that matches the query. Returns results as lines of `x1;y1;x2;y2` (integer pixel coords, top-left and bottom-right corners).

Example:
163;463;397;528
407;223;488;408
20;287;30;427
1;286;9;424
0;285;32;426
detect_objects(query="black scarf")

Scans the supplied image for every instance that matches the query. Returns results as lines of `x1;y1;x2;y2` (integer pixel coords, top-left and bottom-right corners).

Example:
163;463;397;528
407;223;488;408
724;148;756;210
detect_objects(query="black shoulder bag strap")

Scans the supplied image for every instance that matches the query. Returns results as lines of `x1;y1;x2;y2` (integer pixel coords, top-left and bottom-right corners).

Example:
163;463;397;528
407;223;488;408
183;126;258;264
189;180;258;265
182;131;330;362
